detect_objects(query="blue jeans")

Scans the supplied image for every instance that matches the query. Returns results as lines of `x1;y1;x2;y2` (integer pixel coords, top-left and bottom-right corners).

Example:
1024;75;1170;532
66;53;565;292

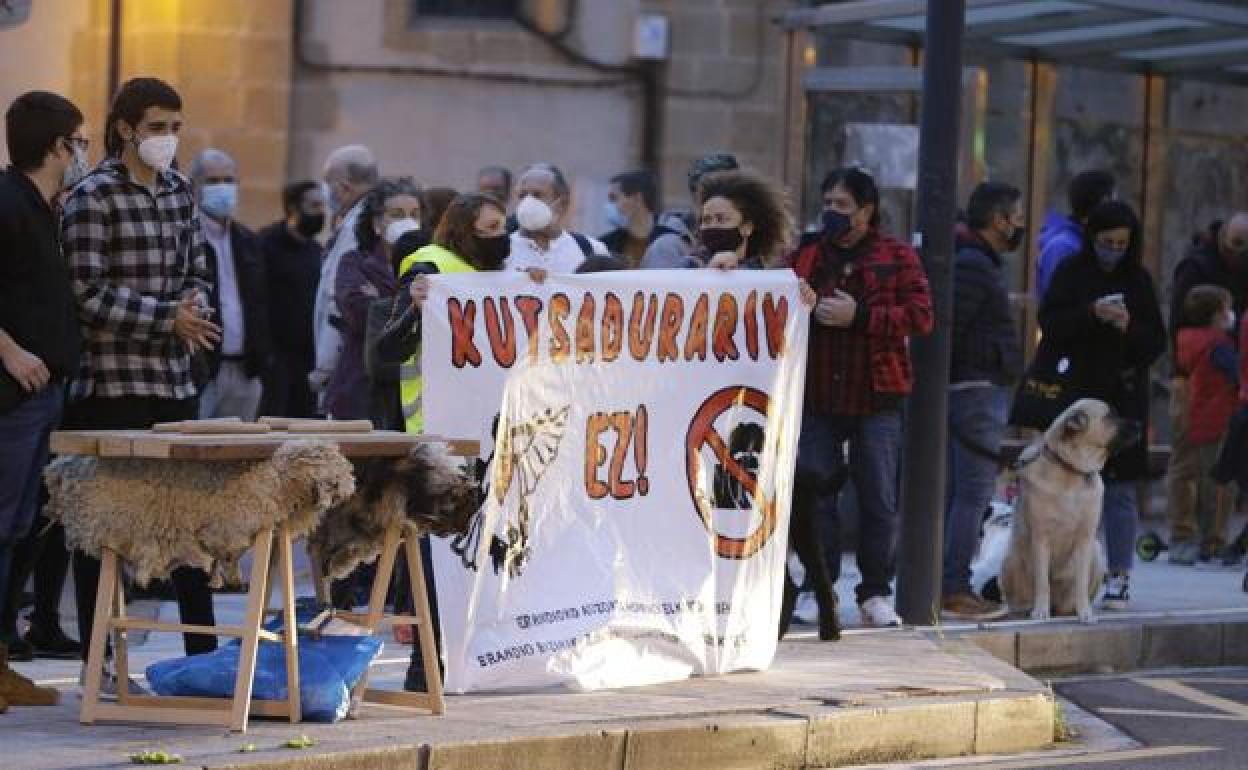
1102;481;1137;574
0;384;63;544
943;386;1009;597
796;410;902;604
0;385;63;618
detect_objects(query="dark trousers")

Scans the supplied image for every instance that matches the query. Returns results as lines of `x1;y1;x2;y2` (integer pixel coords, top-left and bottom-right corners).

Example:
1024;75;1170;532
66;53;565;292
1;512;72;637
63;395;218;657
260;355;317;419
795;410;902;604
0;384;64;638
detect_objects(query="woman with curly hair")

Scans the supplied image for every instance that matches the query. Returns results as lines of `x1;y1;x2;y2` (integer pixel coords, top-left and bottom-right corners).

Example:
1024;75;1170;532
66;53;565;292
695;170;794;270
326;177;421;420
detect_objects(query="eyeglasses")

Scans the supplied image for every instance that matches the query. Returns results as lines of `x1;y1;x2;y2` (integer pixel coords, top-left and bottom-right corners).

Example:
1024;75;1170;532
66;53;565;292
64;135;89;152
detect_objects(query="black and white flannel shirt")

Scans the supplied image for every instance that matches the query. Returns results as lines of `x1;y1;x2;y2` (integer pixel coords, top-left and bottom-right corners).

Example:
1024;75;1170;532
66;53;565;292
61;158;212;400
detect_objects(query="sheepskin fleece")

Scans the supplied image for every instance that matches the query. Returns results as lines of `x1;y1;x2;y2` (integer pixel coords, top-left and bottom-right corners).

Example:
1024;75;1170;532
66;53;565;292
44;441;356;587
309;442;478;582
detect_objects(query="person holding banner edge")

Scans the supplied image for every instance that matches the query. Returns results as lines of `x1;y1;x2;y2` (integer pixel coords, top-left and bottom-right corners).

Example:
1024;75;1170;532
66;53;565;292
373;192;544;692
689;170;849;640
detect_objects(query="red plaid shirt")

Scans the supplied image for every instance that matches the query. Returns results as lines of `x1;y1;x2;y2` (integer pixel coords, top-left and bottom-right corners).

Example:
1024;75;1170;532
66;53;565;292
790;230;933;416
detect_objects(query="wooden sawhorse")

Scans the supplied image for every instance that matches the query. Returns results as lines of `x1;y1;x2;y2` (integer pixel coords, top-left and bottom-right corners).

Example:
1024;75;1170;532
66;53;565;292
80;522;302;732
340;521;444;714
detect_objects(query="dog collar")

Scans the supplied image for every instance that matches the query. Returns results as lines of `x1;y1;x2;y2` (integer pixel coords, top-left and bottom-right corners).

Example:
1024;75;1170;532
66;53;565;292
1041;444;1097;482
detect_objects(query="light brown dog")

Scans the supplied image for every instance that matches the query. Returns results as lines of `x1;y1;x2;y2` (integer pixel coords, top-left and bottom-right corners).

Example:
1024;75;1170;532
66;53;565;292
1001;399;1138;623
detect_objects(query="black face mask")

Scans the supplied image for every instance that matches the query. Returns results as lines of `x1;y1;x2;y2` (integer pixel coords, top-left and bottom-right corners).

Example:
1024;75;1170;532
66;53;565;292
700;226;745;254
1006;224;1026;253
474;234;511;269
821;209;853;242
296;212;325;238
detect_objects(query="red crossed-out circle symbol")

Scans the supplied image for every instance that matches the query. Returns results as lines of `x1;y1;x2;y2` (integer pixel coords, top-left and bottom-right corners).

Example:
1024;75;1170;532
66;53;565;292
685;386;776;560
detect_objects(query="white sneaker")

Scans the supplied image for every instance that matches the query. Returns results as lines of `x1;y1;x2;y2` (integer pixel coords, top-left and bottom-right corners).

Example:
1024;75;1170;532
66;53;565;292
793;591;819;625
858;596;902;627
1100;572;1130;611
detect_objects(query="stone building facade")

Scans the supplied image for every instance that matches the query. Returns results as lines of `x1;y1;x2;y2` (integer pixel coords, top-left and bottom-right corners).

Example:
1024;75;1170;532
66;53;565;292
1;0;1246;301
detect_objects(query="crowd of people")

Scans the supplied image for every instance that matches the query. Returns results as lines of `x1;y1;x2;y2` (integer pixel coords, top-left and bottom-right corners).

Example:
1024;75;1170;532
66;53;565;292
2;74;1247;712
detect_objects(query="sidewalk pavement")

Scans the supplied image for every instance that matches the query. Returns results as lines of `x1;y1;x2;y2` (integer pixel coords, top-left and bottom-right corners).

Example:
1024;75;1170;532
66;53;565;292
2;560;1056;770
3;541;1244;769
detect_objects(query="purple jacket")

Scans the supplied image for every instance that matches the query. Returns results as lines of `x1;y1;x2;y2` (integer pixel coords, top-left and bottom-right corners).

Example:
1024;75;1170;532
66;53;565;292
325;245;398;420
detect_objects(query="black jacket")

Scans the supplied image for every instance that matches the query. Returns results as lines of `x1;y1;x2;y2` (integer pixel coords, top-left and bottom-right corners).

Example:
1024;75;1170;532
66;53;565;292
951;229;1022;386
599;222;679;259
258;221;321;372
201;221;272;379
1170;222;1248;340
1035;252;1166;481
0;168;80;380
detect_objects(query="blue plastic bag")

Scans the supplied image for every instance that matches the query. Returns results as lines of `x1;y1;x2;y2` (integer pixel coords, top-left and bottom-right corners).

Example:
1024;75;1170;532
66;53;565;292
147;631;383;723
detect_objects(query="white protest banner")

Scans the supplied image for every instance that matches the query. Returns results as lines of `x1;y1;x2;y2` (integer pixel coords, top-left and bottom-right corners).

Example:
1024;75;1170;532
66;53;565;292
423;270;808;693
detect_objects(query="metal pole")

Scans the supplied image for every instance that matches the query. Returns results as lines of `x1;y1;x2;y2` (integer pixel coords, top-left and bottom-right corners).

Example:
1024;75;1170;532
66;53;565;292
896;0;966;625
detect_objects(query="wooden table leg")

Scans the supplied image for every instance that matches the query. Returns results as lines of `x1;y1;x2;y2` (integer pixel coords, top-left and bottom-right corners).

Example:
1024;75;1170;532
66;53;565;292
80;549;119;724
406;531;445;715
229;527;275;732
111;569;131;705
276;522;301;723
349;524;402;704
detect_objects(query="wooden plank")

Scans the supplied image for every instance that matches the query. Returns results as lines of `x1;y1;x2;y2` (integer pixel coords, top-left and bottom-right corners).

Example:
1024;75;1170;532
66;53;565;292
49;431;101;455
276;523;302;723
97;435;136;457
80;549;118;724
51;429;478;460
407;533;446;714
362;688;436;710
110;619;251;638
175;421;271;435
231;526;275;731
119;694;292;719
287;419;373;434
92;702;235;727
152;417;243;433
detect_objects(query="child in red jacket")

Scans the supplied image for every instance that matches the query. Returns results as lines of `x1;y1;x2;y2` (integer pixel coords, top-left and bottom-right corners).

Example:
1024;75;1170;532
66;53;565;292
1175;284;1238;561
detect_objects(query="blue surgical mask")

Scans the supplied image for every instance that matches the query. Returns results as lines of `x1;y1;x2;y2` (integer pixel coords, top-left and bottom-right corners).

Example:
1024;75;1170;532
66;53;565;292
1094;243;1126;270
604;201;630;230
200;183;238;220
821;209;852;241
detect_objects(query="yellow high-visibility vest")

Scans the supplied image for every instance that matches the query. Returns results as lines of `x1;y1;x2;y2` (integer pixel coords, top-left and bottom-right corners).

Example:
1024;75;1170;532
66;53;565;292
397;244;476;433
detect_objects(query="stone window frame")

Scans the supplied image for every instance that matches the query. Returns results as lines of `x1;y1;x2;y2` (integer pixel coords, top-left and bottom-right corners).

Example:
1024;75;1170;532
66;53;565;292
382;0;577;72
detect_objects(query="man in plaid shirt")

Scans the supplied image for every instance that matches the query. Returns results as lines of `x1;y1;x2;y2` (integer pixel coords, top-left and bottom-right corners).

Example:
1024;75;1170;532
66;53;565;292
61;78;223;686
790;167;933;629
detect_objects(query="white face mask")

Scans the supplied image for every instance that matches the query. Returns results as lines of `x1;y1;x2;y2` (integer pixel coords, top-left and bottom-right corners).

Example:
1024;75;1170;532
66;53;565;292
1224;310;1237;332
384;217;420;245
136;134;178;171
516;195;555;233
61;144;89;190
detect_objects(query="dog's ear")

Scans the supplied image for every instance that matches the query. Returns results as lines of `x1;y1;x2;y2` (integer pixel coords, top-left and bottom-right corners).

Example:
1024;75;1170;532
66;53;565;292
1062;408;1090;437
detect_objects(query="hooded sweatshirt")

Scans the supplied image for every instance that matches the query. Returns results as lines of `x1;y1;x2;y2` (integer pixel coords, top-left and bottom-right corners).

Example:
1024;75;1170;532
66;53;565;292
1035;211;1082;300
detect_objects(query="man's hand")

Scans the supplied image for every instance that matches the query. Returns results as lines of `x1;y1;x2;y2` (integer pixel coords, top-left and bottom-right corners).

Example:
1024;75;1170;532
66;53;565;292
409;275;430;310
707;251;741;271
814;289;858;328
0;342;51;392
174;290;222;354
799;280;817;309
525;267;548;284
